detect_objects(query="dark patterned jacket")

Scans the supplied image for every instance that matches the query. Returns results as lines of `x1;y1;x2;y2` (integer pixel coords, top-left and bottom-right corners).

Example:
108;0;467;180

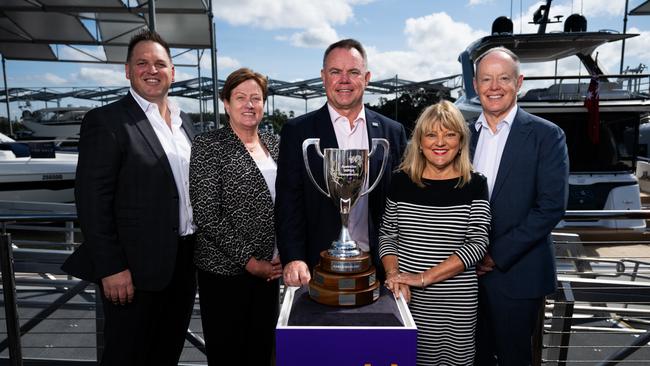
190;125;279;275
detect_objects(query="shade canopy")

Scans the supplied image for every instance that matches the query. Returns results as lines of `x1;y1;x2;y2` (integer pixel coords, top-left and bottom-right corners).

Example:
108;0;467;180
0;0;211;63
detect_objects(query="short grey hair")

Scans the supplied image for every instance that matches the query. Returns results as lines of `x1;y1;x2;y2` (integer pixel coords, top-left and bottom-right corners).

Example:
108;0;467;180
474;46;521;77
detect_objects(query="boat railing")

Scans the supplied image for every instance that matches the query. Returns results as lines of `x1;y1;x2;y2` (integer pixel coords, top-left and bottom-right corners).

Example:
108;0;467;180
2;210;650;365
520;74;650;102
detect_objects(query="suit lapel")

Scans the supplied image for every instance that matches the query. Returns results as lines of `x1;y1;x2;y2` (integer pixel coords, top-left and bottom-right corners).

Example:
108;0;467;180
491;108;533;201
314;105;338;149
366;109;383;182
122;93;175;184
180;112;196;142
470;120;480;161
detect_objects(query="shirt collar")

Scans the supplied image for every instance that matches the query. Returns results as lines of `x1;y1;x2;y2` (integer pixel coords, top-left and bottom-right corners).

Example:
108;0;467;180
474;103;518;131
129;88;179;117
327;103;366;126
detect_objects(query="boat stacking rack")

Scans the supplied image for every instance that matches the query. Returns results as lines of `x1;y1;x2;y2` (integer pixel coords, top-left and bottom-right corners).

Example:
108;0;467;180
1;205;650;365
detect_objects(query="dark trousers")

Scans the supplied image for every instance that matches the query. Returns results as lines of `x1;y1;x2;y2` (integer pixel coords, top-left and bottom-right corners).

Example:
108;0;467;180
474;283;543;366
198;269;279;366
99;237;197;366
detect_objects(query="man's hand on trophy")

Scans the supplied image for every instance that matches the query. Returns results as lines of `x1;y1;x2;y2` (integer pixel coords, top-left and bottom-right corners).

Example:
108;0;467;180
283;260;311;286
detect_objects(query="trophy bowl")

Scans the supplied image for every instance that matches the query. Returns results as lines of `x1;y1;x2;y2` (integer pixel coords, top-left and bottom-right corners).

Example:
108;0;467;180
302;138;389;306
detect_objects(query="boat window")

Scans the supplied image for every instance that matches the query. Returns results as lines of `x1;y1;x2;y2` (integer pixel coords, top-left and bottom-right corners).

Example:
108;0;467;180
540;112;639;172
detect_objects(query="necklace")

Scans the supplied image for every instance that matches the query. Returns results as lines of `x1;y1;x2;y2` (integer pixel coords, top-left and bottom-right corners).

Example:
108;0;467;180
244;142;258;153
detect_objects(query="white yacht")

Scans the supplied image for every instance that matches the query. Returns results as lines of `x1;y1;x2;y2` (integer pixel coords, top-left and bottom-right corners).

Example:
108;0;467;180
455;9;650;232
20;106;90;140
0;132;76;202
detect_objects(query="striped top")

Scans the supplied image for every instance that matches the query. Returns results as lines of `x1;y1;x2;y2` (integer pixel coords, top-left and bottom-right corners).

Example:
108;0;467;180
379;170;491;365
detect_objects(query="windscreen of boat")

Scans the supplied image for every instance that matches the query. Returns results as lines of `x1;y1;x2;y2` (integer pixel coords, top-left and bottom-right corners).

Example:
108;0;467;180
33;109;87;125
539;112;639;172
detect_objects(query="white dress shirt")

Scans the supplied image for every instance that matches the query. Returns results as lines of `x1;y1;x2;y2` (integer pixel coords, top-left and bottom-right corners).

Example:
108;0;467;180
130;88;195;235
472;105;518;199
327;103;370;252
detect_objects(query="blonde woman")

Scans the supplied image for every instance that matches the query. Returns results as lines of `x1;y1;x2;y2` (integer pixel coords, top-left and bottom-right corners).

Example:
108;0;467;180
380;100;491;365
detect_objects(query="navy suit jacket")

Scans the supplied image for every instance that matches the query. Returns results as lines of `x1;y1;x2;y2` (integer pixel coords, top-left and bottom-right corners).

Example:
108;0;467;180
275;104;407;276
470;107;569;298
62;93;195;291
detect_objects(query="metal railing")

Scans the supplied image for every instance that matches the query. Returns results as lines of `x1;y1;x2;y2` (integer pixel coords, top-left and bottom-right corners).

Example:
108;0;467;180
2;209;650;365
0;207;206;365
521;74;650;102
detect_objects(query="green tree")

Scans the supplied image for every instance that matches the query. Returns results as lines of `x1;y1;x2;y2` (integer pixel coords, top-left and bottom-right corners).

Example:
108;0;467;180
265;109;295;133
366;89;454;133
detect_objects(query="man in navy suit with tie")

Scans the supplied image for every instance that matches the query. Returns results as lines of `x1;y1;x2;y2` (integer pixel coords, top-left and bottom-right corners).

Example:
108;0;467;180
470;47;569;365
276;39;407;286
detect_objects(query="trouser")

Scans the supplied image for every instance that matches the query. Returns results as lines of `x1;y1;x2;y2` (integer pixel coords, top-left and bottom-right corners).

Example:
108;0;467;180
99;237;197;366
474;284;544;366
198;269;280;366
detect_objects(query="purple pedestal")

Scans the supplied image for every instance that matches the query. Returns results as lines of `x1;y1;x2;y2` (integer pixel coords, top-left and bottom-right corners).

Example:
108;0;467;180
276;286;417;366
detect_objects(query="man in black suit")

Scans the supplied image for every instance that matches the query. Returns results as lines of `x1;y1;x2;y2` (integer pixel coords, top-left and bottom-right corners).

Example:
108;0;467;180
276;39;407;286
62;30;197;365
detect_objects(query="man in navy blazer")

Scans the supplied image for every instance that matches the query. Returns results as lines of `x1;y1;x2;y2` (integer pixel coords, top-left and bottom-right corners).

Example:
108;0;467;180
61;31;197;365
276;39;407;286
470;47;569;365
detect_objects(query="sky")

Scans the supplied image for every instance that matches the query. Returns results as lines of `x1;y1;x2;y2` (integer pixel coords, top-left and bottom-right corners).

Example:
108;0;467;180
2;0;650;119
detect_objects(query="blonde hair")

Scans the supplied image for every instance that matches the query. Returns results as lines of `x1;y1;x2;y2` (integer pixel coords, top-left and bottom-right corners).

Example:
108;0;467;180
399;100;473;188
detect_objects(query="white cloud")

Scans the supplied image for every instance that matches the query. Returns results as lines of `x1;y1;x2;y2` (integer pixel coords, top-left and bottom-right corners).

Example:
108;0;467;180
74;66;128;86
43;72;67;84
57;45;106;62
174;70;195;82
10;72;70;86
213;0;372;30
289;25;339;48
172;52;241;73
578;0;625;18
366;12;487;80
216;56;241;70
467;0;494;6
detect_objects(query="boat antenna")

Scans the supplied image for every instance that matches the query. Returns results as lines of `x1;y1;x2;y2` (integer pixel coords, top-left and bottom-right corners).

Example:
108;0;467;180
533;0;554;34
520;0;523;33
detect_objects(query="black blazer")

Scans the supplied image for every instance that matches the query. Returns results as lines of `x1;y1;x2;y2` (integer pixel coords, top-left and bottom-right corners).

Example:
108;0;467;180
62;93;195;291
470;107;569;298
275;104;407;275
190;125;279;275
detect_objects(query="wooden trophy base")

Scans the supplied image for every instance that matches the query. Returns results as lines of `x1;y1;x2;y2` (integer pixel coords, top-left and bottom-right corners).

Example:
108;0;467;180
309;280;381;307
319;250;371;274
309;250;379;307
312;264;376;291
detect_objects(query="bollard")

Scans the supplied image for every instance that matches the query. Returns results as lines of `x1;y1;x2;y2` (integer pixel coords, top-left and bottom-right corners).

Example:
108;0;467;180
0;233;23;366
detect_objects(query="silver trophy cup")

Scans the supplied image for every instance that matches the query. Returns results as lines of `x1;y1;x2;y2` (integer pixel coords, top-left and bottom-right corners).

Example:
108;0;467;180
302;138;390;259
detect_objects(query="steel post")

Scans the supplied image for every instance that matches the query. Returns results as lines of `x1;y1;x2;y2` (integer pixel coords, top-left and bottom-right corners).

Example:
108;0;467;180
0;233;23;366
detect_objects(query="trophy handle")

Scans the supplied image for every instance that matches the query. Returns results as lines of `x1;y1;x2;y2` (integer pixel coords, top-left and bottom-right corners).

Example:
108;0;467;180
360;138;390;197
302;138;330;198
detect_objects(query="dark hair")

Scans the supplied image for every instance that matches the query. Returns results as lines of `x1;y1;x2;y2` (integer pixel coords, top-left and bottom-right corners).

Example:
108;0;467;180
220;67;268;102
126;29;172;62
322;38;367;68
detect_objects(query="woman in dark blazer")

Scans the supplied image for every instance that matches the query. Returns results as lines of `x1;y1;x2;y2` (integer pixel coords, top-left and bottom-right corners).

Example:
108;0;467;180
190;67;281;366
